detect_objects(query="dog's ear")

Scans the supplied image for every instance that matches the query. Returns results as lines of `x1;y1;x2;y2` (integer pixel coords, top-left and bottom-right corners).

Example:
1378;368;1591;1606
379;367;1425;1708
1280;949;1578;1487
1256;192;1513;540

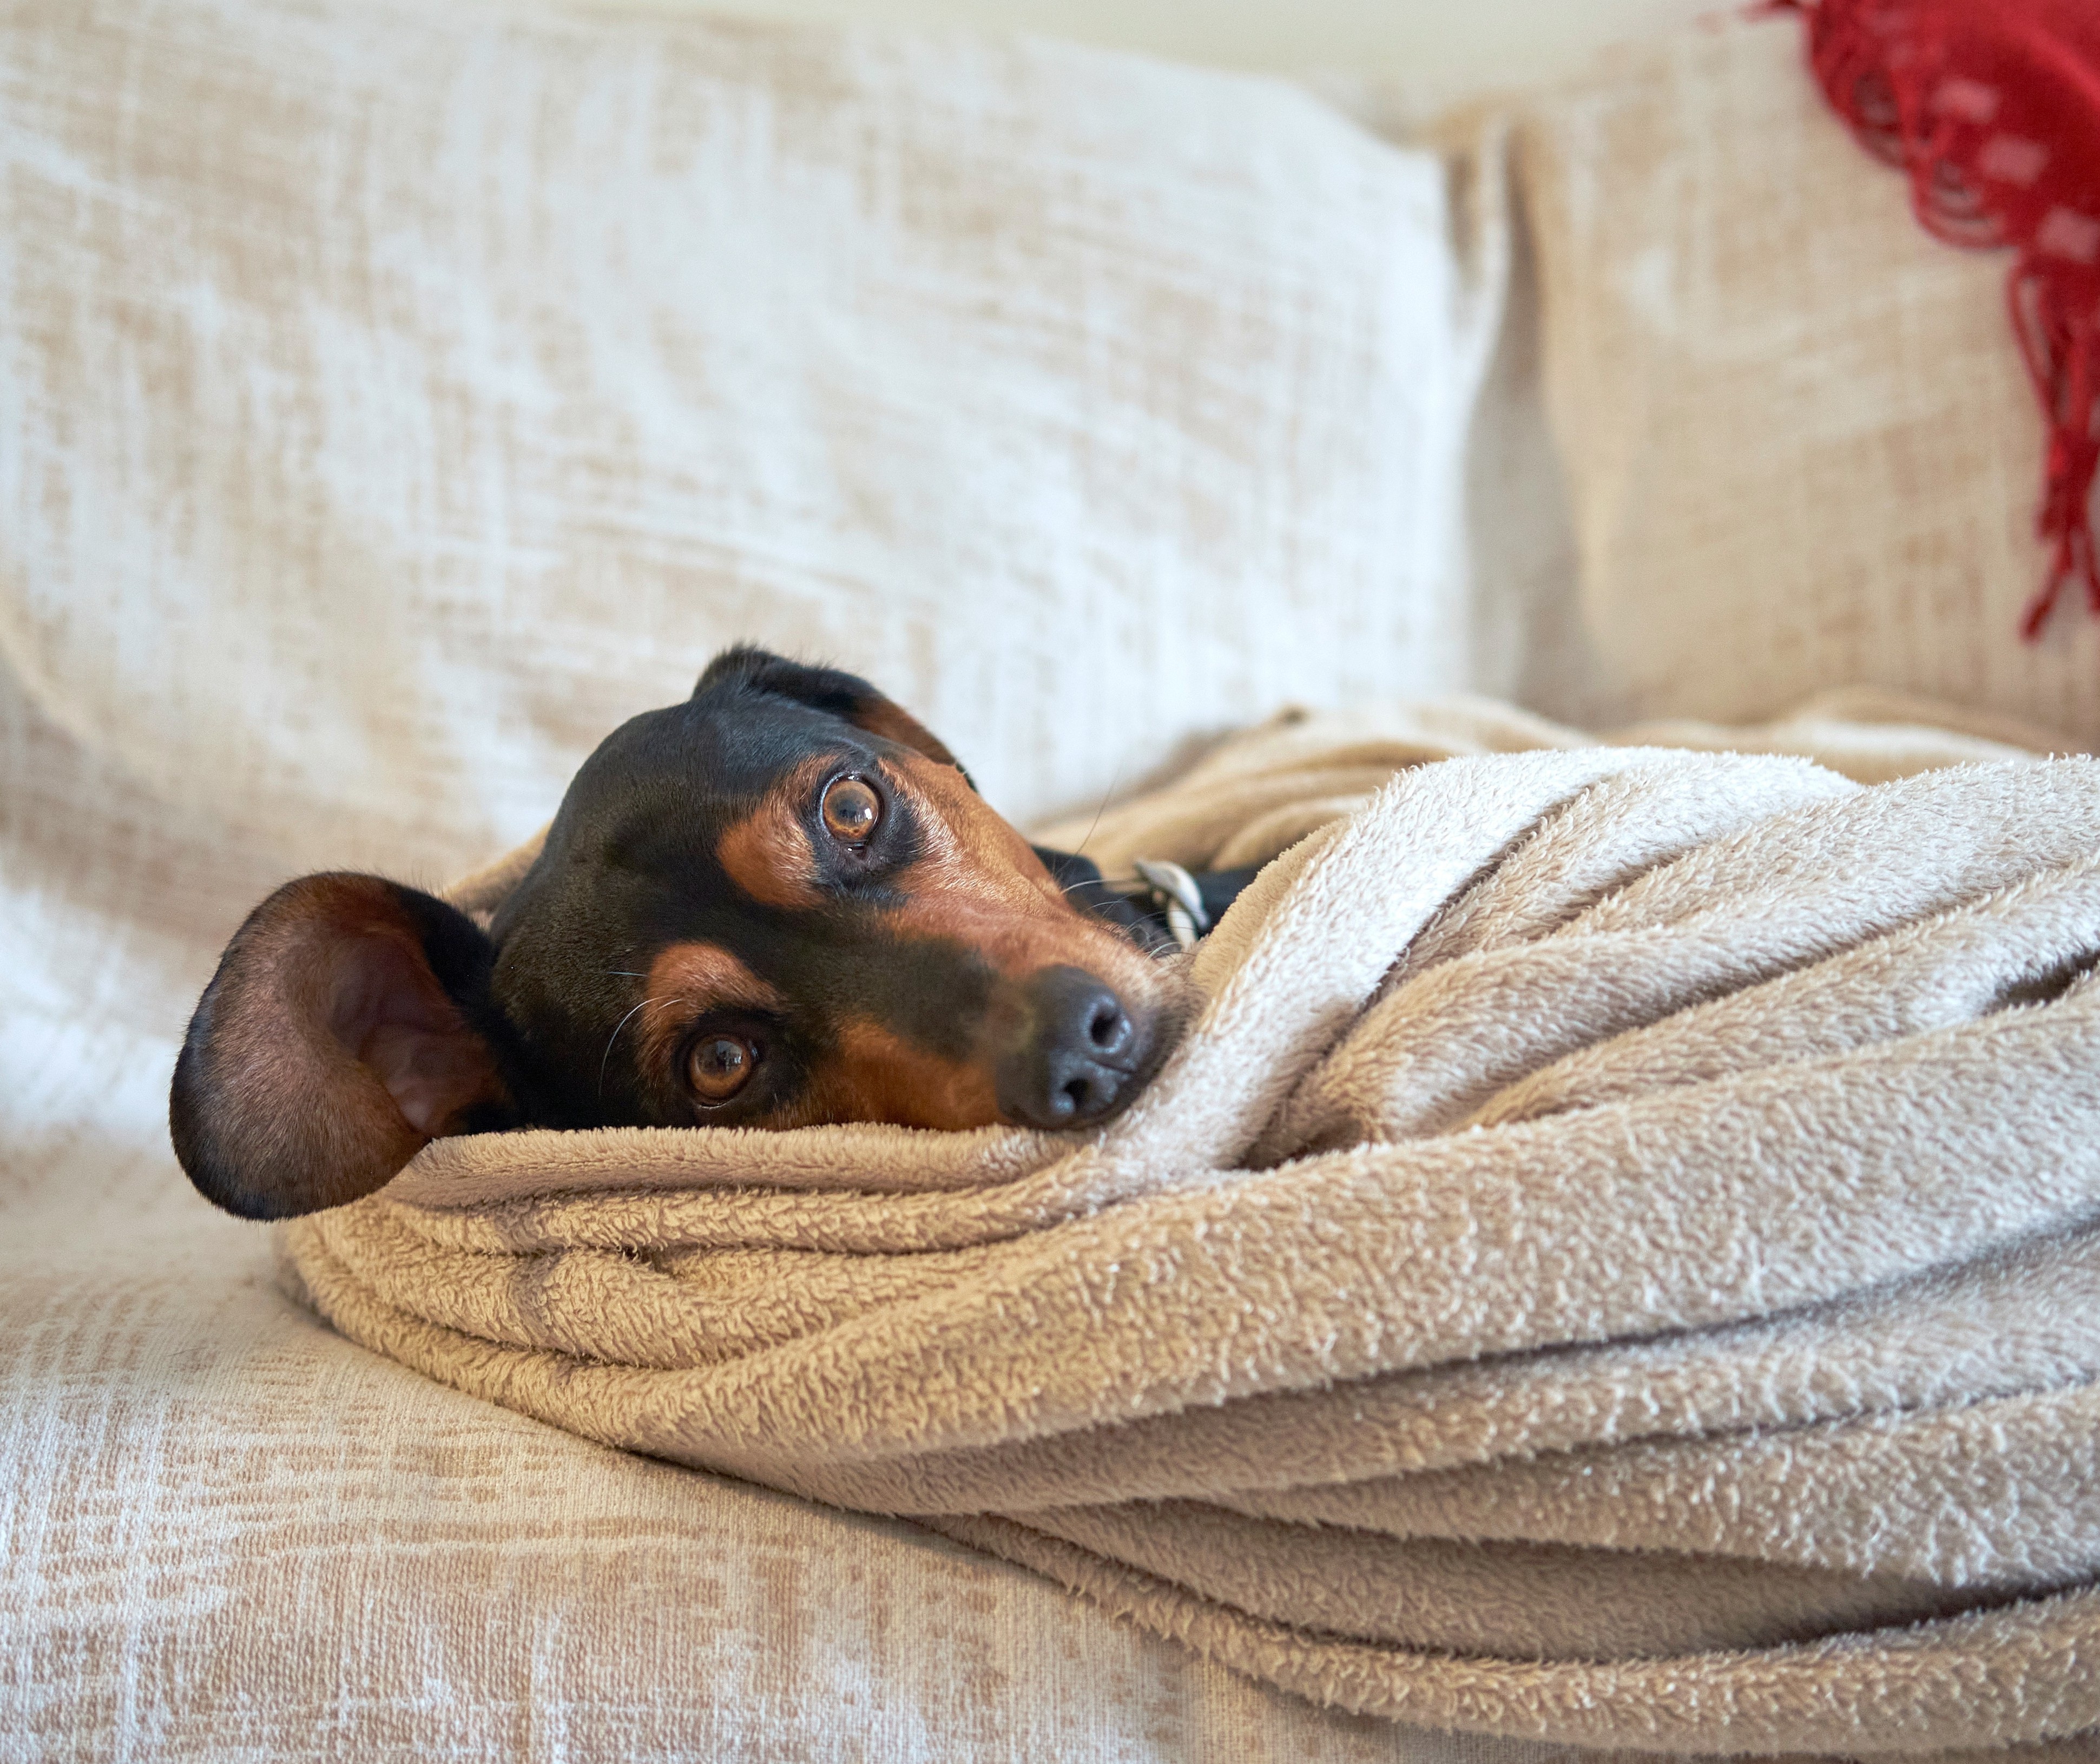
169;874;519;1220
696;645;972;782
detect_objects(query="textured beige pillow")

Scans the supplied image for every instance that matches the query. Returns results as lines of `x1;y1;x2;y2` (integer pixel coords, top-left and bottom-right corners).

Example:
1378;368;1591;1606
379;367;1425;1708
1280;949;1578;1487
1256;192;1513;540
0;0;1496;879
1507;13;2100;741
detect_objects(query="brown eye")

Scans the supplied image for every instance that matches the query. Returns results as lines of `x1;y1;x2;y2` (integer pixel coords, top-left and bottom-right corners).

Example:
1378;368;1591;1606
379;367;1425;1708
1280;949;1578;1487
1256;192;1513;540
687;1034;756;1104
821;775;881;845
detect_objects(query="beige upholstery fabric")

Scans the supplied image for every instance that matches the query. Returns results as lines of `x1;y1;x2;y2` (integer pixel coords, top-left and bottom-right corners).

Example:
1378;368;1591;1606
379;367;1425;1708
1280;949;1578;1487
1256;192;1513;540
8;1222;1471;1761
0;0;1498;854
290;713;2100;1756
1479;14;2100;735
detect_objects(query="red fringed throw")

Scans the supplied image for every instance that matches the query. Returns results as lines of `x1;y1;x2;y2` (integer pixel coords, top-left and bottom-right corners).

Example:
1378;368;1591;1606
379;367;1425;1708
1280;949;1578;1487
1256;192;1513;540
1786;0;2100;637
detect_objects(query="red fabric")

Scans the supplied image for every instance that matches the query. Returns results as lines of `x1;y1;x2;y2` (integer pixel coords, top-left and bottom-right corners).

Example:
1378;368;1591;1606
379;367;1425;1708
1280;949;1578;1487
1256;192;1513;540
1783;0;2100;637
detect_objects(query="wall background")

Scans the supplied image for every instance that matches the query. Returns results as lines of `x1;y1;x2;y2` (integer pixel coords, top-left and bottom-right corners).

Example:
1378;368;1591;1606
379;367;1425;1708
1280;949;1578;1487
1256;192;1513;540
567;0;1721;107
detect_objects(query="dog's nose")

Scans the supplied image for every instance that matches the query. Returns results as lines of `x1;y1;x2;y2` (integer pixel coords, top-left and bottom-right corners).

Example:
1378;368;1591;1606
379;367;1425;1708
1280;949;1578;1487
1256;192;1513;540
996;965;1141;1129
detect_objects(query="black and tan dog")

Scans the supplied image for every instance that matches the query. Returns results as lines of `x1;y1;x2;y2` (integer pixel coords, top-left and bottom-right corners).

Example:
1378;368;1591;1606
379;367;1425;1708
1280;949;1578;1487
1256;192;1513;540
170;647;1254;1221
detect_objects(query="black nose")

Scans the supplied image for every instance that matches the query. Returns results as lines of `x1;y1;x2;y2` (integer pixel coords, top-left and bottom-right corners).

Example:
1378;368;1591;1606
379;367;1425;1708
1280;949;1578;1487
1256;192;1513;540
996;965;1142;1130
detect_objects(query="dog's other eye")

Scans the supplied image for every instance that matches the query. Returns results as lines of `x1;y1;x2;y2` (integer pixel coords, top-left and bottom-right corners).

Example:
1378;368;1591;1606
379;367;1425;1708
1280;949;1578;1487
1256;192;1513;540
820;775;882;846
688;1034;758;1104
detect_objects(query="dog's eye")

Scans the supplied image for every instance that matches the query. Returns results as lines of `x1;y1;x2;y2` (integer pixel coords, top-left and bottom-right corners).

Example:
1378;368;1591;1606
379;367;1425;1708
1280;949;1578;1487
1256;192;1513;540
687;1034;758;1104
821;775;882;846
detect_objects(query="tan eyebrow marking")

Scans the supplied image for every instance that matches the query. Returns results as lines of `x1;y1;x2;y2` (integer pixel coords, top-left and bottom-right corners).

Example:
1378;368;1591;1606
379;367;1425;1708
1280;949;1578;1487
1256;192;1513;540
715;754;833;909
636;942;785;1077
852;698;963;770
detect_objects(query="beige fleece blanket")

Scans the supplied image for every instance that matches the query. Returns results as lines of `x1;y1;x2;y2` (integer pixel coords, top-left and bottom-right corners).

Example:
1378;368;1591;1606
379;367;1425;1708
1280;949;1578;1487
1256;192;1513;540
279;697;2100;1756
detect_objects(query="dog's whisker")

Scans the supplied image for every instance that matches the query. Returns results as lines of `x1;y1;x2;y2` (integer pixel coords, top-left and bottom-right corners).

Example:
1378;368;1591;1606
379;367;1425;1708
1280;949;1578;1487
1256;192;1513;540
598;995;675;1096
1070;760;1125;863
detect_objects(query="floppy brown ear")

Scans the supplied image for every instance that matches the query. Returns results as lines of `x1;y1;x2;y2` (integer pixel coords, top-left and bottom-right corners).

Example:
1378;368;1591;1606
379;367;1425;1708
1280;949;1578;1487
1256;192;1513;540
169;873;519;1220
696;645;973;781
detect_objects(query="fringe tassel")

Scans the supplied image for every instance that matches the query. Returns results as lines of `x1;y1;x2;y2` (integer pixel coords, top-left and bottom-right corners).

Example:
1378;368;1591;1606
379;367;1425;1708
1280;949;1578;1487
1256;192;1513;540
2013;275;2100;637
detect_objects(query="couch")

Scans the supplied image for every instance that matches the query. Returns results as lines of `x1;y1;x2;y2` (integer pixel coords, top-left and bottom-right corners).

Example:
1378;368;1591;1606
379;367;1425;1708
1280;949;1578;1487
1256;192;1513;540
2;1;2084;1756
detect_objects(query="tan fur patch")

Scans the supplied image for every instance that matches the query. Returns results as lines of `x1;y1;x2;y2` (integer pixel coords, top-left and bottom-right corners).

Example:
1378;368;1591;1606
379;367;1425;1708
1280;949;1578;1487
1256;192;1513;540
798;1016;1003;1129
636;942;787;1079
853;698;962;770
715;754;831;909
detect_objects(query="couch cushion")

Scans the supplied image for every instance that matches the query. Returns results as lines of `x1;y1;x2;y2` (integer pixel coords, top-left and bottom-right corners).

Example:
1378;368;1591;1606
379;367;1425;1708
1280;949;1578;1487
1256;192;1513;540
0;0;1495;866
1505;12;2100;739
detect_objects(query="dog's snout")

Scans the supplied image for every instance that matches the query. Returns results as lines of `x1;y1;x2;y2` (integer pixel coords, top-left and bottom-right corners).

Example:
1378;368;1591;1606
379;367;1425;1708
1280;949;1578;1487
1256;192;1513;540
996;964;1145;1130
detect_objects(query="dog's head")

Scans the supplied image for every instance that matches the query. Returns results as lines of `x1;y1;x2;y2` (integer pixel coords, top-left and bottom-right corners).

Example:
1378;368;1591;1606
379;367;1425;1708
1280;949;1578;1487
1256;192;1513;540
170;648;1183;1219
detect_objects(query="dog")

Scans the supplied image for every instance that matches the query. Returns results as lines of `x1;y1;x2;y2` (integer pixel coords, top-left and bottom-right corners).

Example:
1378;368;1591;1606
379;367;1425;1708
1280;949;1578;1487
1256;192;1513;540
170;647;1256;1220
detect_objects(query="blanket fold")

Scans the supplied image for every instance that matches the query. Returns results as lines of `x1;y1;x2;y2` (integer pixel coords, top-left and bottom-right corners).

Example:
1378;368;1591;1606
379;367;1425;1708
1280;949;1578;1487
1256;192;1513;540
279;703;2100;1755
